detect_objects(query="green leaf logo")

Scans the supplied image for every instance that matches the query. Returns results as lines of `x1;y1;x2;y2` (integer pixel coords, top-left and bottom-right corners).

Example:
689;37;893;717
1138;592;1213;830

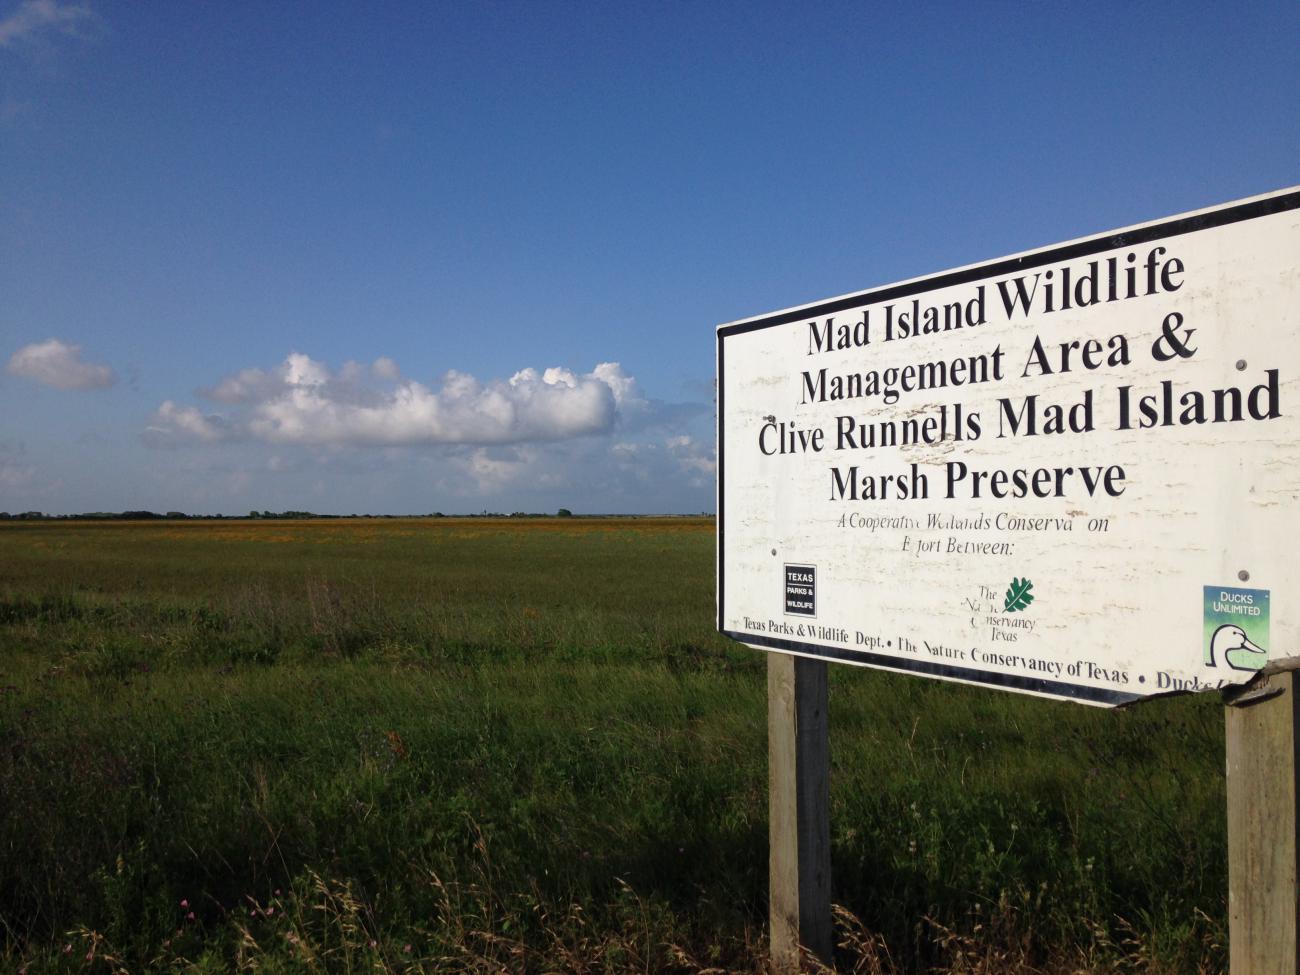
1004;577;1035;613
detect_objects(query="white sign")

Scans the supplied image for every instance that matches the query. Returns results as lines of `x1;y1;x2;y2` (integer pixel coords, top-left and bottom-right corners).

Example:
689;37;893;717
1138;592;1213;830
717;187;1300;706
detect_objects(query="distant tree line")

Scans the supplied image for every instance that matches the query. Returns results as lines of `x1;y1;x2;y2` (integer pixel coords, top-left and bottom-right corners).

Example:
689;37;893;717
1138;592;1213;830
0;508;611;521
0;510;246;521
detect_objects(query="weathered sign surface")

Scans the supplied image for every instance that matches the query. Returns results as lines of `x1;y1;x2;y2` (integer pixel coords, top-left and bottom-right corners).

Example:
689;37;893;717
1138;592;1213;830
717;187;1300;706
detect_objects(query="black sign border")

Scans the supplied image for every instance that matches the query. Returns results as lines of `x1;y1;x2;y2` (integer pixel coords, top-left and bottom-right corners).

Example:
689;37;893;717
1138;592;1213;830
716;187;1300;707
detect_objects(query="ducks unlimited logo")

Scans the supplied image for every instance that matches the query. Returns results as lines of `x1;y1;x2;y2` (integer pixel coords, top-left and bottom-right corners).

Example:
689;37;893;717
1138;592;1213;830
1204;586;1269;672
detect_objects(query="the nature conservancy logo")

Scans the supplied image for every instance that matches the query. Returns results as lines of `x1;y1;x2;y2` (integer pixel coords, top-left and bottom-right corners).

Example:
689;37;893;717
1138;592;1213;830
1203;585;1269;672
1004;577;1035;613
784;564;816;617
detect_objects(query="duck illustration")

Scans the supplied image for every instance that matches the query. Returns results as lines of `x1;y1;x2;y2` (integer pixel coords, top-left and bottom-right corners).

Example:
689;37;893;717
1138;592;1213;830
1205;624;1267;672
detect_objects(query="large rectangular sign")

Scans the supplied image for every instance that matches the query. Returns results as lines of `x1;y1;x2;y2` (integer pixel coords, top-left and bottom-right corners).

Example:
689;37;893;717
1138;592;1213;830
717;187;1300;706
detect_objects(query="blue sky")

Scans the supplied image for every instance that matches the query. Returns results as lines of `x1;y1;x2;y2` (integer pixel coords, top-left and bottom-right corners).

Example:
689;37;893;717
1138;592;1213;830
1;0;1296;514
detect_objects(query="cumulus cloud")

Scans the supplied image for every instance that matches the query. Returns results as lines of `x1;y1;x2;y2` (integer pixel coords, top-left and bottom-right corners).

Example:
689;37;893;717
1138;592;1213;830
6;338;116;389
143;402;233;445
142;352;715;509
199;365;292;405
147;353;654;448
0;0;94;47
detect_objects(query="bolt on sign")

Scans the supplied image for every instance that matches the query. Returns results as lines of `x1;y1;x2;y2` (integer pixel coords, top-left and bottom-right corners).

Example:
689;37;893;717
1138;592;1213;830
716;187;1300;706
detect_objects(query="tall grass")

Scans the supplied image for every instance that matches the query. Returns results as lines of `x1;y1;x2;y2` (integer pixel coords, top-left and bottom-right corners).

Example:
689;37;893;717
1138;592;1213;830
0;519;1226;972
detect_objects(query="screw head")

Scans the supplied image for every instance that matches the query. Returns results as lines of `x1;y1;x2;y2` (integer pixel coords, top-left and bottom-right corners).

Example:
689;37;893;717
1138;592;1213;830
1238;570;1250;582
1236;359;1247;371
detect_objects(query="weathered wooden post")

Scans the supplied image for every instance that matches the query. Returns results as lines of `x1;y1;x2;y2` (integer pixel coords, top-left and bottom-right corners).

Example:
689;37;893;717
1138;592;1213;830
769;652;832;972
1226;671;1300;973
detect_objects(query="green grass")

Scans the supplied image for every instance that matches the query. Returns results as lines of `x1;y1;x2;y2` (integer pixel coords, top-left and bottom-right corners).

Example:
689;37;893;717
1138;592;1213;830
0;519;1226;972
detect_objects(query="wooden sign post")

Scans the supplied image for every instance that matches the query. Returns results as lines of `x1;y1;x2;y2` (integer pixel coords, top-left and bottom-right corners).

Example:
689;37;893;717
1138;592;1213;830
768;653;832;972
1226;672;1300;973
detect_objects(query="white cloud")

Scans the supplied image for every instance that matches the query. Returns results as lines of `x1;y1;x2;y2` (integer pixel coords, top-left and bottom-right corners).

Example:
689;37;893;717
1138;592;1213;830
199;366;288;405
149;353;650;448
441;433;715;502
589;361;639;405
138;352;715;511
0;0;93;48
143;401;232;445
607;435;715;489
6;338;116;389
461;446;541;493
666;434;716;482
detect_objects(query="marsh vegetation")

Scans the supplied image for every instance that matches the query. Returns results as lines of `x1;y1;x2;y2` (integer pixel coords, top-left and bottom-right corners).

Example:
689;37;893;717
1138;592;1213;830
0;519;1224;972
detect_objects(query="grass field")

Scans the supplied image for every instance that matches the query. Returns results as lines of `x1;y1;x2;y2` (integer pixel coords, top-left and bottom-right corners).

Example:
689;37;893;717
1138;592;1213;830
0;518;1226;973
